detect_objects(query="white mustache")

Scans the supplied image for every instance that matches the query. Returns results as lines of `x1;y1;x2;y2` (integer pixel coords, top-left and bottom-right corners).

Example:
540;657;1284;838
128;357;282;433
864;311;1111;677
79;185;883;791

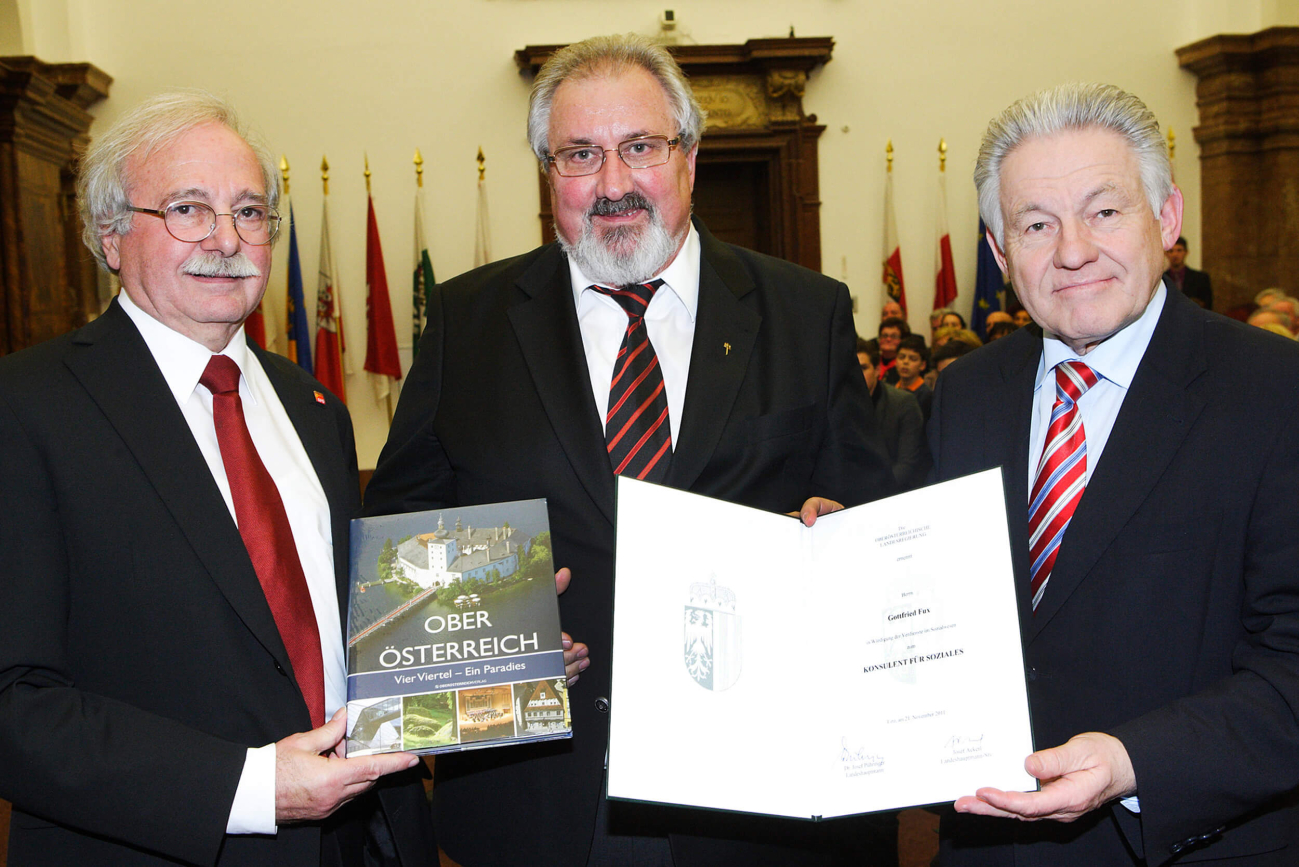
182;251;262;279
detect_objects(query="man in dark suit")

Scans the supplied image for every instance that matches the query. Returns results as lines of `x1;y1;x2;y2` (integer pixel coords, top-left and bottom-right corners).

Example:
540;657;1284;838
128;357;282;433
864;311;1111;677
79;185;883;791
363;33;893;867
0;92;435;866
929;83;1299;865
857;337;929;490
1163;235;1213;310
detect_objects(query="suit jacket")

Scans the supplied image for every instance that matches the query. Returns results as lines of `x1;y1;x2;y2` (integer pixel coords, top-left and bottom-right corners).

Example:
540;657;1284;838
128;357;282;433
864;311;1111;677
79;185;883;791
1164;265;1213;310
929;288;1299;866
873;383;930;491
363;219;894;866
0;300;434;867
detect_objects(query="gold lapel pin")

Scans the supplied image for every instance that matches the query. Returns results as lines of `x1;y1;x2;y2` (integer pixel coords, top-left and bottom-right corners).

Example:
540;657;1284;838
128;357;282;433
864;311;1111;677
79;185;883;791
724;342;731;356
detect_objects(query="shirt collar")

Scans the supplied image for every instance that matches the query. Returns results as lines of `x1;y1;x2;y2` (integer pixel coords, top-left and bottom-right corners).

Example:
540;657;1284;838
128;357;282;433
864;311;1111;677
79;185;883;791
568;223;700;321
1038;282;1166;392
117;289;254;404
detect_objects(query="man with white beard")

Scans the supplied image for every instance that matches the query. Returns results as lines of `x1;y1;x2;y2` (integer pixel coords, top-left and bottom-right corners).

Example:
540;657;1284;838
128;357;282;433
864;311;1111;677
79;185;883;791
363;32;893;867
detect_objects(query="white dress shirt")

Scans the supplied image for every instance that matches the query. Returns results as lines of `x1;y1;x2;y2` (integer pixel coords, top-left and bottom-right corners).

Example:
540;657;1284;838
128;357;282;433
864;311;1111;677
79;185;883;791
569;224;701;446
1026;282;1166;813
119;290;345;835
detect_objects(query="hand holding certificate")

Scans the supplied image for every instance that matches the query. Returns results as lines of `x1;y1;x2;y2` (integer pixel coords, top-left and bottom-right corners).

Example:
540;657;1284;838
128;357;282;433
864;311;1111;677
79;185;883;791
607;469;1036;818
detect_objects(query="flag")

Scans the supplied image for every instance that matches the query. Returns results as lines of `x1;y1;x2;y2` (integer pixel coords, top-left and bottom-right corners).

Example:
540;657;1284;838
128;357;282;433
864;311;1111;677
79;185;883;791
313;196;346;402
413;191;434;356
365;195;402;405
971;218;1005;340
933;172;958;312
284;199;312;373
882;170;907;316
474;175;492;268
245;303;267;349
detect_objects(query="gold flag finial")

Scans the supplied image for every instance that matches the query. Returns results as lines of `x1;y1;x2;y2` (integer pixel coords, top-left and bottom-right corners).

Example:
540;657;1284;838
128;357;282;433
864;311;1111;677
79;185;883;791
886;139;894;173
280;156;290;195
477;146;486;181
938;138;947;173
1167;127;1176;161
414;149;424;188
364;153;371;195
321;156;330;196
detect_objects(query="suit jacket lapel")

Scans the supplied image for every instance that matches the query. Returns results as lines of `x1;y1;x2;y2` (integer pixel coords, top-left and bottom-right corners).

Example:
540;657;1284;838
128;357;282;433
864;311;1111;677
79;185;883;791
992;331;1042;633
663;221;761;491
63;301;290;664
507;245;617;526
1029;293;1208;637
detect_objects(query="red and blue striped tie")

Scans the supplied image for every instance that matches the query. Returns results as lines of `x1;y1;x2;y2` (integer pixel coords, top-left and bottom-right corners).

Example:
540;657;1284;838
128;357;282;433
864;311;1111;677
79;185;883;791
1028;360;1099;611
593;280;672;482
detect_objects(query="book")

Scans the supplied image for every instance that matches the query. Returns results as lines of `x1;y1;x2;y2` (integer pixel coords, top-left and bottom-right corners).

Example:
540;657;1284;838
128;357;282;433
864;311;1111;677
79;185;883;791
607;470;1035;818
344;498;572;756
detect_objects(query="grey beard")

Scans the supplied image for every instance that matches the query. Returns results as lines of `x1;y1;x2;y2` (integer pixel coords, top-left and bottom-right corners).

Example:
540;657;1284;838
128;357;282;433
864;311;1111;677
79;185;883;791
182;250;262;278
557;195;683;287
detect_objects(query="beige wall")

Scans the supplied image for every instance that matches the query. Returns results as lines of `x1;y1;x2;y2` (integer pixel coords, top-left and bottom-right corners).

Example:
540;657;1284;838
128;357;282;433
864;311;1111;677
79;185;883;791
10;0;1292;466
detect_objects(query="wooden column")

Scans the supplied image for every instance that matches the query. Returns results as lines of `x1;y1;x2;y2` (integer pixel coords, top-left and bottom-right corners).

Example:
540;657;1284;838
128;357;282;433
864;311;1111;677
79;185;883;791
1178;28;1299;311
0;56;111;355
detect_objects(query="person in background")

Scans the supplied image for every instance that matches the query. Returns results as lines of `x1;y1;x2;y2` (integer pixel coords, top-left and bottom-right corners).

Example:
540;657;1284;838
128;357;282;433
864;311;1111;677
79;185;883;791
858;336;929;490
879;315;911;384
1162;235;1212;309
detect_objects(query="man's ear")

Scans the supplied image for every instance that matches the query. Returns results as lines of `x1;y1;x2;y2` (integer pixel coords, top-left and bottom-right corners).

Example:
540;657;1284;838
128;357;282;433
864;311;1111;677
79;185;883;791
1159;184;1185;250
102;232;121;272
987;227;1009;277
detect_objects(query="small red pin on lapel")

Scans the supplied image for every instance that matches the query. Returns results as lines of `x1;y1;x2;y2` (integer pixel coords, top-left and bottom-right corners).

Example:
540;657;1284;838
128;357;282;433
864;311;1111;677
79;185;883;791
314;390;326;405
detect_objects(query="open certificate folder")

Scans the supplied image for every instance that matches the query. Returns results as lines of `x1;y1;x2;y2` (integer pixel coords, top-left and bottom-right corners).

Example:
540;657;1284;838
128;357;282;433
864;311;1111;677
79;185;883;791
607;469;1036;819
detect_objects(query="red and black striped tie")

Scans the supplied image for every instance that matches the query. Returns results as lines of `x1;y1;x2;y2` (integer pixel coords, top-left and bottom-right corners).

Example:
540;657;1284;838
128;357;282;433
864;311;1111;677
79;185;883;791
593;280;672;482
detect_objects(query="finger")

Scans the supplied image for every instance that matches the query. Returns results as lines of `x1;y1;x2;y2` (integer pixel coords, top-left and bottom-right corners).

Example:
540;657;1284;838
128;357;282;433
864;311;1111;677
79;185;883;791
344;751;421;784
953;795;1024;820
971;786;1073;820
564;642;590;685
291;711;347;755
554;567;572;596
798;497;844;527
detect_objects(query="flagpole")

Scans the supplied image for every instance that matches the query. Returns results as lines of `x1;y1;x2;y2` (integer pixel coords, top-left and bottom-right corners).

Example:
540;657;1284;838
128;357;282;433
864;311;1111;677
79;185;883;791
365;154;396;424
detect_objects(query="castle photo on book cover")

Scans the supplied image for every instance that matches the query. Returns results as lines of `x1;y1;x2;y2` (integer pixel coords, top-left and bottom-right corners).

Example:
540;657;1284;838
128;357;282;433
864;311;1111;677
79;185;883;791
345;498;571;756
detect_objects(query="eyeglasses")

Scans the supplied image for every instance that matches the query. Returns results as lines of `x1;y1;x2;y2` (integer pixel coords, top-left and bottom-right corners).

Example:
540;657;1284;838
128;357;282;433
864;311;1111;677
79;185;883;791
546;135;680;178
128;201;282;245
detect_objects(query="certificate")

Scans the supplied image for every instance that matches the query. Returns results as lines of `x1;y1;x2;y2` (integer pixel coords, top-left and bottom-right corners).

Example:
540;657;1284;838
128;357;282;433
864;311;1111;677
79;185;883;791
606;469;1036;819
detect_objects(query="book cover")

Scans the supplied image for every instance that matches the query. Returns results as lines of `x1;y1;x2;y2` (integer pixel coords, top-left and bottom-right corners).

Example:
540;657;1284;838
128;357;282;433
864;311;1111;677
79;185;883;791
345;499;571;756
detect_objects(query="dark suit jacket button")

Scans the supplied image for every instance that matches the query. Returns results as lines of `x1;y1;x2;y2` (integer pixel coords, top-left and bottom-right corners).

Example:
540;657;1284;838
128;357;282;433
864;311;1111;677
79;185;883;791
595;697;610;713
275;661;287;676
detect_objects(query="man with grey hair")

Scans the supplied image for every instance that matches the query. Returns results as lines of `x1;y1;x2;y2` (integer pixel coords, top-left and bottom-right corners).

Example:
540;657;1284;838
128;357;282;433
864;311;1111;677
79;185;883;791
929;82;1299;864
0;91;437;866
364;31;892;867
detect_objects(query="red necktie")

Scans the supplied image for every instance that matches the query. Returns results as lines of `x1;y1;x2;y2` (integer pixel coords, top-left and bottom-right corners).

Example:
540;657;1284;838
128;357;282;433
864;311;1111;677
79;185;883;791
1027;360;1099;612
593;280;672;482
201;355;325;727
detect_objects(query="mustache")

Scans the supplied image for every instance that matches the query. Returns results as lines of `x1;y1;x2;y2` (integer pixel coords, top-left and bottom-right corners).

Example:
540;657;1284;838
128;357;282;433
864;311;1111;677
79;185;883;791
181;251;262;279
589;193;654;218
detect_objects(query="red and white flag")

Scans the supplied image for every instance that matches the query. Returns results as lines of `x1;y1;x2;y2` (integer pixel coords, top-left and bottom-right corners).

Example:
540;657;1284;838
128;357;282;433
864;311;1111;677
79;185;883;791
313;196;347;402
364;195;402;410
245;303;267;349
933;171;958;311
882;170;907;316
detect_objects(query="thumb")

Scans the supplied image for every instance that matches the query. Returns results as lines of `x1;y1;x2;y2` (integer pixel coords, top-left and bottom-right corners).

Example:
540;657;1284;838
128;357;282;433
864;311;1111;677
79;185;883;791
1024;744;1071;781
297;708;347;754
